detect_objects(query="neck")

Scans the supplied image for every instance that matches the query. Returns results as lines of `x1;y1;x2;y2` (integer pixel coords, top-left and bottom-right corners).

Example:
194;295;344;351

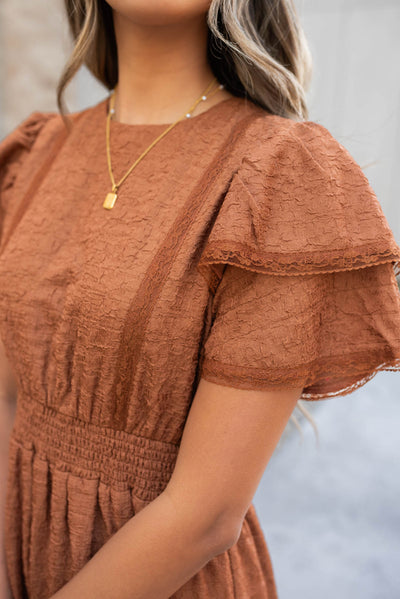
111;11;230;125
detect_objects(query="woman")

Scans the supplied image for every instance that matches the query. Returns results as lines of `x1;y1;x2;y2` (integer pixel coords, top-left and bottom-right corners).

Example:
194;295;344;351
1;1;400;598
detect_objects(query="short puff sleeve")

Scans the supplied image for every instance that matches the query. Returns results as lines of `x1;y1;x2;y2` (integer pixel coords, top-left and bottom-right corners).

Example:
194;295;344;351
196;120;400;400
0;111;54;245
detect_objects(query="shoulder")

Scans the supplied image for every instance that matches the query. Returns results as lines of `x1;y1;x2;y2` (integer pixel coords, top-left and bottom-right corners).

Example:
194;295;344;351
237;109;359;181
196;110;400;292
0;111;55;196
0;107;70;177
0;110;56;162
0;99;98;155
0;103;95;191
231;110;377;216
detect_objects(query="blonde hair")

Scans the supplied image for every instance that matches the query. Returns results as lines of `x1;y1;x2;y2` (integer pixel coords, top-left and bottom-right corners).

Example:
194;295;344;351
57;0;318;440
58;0;313;121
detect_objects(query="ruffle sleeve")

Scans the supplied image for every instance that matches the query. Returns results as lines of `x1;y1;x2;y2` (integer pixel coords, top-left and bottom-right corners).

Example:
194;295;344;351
196;119;400;400
0;111;54;243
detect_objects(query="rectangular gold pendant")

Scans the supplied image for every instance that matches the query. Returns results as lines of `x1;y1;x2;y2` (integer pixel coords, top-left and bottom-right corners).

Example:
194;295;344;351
103;192;118;210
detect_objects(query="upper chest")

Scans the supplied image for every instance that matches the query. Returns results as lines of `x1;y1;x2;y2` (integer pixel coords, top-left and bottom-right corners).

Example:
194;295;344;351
0;115;241;331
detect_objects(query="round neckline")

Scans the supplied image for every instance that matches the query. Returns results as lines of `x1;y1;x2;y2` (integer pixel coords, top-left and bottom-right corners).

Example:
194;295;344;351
103;95;240;131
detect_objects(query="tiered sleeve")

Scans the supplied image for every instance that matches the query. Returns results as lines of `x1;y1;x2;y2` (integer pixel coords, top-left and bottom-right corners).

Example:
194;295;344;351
196;119;400;400
0;111;54;244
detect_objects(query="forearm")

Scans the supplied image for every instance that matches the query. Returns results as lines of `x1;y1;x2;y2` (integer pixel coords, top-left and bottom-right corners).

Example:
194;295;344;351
49;488;233;599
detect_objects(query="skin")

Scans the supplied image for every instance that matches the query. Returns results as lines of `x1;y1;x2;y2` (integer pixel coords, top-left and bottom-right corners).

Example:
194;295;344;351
108;0;236;124
47;380;303;599
1;2;305;598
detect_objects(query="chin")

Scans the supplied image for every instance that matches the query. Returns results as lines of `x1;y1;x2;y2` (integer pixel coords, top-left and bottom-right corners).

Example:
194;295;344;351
105;0;212;26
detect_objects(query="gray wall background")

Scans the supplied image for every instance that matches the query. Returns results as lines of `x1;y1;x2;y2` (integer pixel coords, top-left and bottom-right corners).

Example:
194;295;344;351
0;1;399;598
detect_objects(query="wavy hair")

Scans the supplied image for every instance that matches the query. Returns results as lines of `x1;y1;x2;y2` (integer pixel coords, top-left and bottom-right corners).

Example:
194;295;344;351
57;0;317;440
58;0;312;120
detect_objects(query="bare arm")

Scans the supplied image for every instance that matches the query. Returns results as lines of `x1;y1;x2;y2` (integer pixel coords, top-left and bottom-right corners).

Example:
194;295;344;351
0;338;17;599
50;377;303;599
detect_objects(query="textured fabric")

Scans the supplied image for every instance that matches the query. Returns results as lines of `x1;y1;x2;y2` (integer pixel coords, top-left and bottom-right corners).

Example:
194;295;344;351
198;122;400;396
0;94;400;599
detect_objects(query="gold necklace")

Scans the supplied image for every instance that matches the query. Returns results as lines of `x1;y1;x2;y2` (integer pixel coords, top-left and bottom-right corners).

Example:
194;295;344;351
103;78;225;209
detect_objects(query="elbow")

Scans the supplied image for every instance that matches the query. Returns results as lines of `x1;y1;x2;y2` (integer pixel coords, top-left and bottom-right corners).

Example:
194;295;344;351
162;486;243;557
204;511;243;556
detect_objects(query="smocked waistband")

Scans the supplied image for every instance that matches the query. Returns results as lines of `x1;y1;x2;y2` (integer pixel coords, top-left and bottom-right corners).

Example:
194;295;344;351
10;394;180;497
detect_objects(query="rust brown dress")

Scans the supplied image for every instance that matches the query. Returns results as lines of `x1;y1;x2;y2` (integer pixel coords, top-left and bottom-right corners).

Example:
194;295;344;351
1;94;400;599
